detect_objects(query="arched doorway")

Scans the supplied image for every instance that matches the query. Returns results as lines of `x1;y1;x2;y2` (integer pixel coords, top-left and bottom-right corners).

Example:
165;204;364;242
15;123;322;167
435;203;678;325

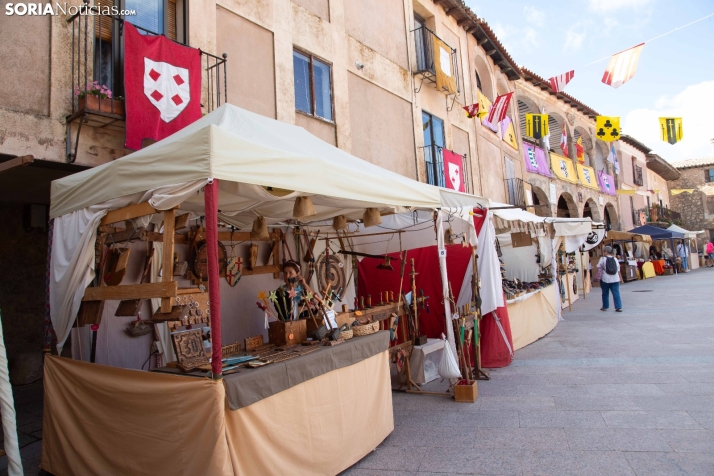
557;192;578;218
531;185;552;217
583;198;601;221
604;202;619;230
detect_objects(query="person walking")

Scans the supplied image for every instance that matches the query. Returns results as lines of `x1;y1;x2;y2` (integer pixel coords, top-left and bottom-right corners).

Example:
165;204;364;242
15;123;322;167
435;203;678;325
597;246;622;312
677;240;690;272
706;241;714;268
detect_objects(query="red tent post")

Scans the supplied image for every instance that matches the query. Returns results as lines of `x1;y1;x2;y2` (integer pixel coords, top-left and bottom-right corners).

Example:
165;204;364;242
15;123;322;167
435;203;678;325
205;179;222;377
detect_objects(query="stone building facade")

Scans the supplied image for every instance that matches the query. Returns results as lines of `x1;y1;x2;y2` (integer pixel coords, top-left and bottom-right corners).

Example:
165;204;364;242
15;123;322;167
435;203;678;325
669;151;714;243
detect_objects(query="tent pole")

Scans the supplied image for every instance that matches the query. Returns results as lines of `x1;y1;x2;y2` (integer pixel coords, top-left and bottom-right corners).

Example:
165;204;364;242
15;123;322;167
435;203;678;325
205;179;223;379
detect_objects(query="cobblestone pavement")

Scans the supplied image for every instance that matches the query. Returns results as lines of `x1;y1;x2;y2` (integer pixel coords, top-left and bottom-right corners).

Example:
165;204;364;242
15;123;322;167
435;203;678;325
4;269;713;475
344;267;714;476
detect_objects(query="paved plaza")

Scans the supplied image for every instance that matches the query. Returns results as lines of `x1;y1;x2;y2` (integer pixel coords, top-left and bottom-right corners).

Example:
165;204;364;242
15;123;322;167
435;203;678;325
345;267;714;476
2;268;713;475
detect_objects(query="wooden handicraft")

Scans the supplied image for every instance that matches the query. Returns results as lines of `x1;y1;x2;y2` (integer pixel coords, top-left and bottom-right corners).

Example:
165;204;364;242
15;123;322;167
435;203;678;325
171;329;209;372
268;320;307;347
192;241;227;281
103;248;131;286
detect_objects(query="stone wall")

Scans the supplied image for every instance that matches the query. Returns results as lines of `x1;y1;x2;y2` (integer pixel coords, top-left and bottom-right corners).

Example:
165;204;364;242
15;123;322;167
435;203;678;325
669;167;714;236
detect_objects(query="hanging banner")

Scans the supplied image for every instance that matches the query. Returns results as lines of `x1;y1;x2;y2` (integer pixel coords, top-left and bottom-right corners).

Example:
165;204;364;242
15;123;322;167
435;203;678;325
487;92;514;125
433;37;457;95
576;164;599;190
659;117;684;144
575;136;585;164
596;116;621;141
463;103;479;118
549;70;574;92
597;171;616;196
560;122;569;157
500;116;518;150
523;142;551;177
525;113;549;139
550;153;578;184
602;43;644;89
582;226;606;251
442;149;466;192
476;90;490;119
481;97;499;133
123;23;202;150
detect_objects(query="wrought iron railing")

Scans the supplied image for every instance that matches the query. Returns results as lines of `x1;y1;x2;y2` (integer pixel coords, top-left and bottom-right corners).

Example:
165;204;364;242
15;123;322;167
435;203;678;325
412;26;460;95
424;145;470;192
65;6;228;161
649;206;681;222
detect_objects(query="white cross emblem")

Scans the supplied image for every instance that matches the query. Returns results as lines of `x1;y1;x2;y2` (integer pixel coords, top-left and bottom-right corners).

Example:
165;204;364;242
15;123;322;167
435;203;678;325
144;57;191;123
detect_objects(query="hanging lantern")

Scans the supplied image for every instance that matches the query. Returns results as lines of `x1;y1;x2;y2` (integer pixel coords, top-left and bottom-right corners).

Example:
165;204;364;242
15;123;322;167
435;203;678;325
250;215;269;240
293;196;317;219
363;208;382;228
332;215;348;231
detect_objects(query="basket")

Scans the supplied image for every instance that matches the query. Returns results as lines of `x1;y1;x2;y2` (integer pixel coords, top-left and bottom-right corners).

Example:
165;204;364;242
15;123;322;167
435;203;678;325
340;328;354;340
352;321;379;336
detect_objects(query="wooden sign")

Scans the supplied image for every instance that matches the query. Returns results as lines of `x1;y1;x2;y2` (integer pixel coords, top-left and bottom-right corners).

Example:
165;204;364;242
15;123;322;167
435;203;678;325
171;329;208;371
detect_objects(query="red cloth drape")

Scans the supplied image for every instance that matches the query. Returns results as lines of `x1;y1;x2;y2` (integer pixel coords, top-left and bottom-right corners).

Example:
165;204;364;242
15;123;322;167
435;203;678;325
473;208;514;368
205;180;222;375
357;245;472;340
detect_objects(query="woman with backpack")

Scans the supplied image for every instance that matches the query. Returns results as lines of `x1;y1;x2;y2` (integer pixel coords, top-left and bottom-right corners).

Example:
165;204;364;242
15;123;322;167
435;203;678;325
597;246;622;312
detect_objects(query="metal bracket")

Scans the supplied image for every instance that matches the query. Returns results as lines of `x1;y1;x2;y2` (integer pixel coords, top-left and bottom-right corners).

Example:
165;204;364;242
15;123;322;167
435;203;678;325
66;113;87;164
446;93;457;112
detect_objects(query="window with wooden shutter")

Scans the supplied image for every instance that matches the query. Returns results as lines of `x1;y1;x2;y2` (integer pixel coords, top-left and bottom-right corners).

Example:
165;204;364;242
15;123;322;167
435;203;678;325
167;0;177;41
94;0;113;42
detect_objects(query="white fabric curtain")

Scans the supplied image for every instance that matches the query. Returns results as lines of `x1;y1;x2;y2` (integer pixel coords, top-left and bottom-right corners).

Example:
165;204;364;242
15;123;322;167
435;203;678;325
0;316;22;475
476;211;504;316
50;180;207;354
436;211;457;358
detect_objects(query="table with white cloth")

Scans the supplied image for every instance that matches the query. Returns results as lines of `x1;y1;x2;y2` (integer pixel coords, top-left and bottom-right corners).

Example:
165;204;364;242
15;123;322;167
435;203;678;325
507;284;559;351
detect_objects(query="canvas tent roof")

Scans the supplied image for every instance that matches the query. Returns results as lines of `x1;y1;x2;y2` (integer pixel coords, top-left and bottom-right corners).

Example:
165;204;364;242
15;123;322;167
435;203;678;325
50;104;487;223
667;224;704;239
628;224;684;240
605;230;652;244
489;204;593;237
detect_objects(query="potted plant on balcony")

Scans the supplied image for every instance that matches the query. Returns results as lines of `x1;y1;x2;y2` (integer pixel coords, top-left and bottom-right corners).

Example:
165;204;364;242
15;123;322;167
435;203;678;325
75;81;124;115
650;204;659;222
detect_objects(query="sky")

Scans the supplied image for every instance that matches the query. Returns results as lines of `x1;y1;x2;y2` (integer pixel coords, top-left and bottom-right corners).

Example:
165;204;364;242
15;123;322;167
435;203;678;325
464;0;714;163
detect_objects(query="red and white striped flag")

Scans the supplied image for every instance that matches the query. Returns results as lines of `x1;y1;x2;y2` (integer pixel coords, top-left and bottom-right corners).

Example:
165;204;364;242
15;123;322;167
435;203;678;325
486;92;513;125
463;103;479;119
560;122;569;157
602;43;645;89
549;70;574;92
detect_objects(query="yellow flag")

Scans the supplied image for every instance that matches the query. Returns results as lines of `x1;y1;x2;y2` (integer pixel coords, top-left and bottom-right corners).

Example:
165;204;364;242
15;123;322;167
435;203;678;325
433;37;457;95
596;116;621;140
477;90;491;118
502;119;518;150
525;113;549;139
659;117;683;144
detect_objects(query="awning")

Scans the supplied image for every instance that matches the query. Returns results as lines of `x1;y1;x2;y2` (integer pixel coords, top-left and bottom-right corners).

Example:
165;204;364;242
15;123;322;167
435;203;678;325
489;203;592;237
667;224;706;239
605;230;652;243
51;104;489;221
550;153;578;184
576;164;599;190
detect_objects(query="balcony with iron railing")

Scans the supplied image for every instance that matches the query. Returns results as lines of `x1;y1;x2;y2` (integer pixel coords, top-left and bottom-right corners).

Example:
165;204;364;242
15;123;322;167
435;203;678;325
505;177;526;208
412;26;460;96
66;9;227;162
425;145;469;193
634;206;682;225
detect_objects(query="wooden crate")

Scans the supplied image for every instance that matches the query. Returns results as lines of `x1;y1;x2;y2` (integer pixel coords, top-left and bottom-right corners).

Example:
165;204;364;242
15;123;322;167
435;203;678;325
454;380;478;403
268;320;307;346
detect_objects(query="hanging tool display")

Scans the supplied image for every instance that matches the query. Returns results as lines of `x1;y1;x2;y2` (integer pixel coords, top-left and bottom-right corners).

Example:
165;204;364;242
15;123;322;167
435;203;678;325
409;258;428;346
337;250;395;271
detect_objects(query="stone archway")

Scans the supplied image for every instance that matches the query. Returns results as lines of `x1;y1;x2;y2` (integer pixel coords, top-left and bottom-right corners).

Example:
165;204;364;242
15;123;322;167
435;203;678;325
557;192;579;218
604;202;619;230
530;185;552;217
583;198;601;221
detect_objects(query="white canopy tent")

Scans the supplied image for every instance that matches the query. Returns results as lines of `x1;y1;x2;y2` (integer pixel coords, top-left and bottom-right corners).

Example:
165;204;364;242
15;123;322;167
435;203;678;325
48;104;489;356
667;224;705;240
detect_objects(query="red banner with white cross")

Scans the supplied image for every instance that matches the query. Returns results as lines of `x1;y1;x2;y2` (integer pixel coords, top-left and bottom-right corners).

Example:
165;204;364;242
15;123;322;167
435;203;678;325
123;23;202;150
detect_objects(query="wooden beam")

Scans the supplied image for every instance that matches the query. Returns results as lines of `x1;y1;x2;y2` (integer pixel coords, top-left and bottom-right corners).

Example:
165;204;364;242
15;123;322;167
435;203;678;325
100;202;160;226
0;155;33;174
241;265;281;277
83;281;178;302
477;36;488;46
457;17;471;26
484;48;497;55
102;227;147;245
161;209;176;313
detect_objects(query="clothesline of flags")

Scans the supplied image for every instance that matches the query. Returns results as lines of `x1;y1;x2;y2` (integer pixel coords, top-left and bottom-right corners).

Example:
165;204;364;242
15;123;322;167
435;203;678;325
462;12;713;151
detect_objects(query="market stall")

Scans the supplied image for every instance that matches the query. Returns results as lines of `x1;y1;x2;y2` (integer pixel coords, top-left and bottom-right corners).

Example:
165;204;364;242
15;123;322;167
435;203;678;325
42;104;489;475
629;225;684;275
667;224;704;270
485;206;592;351
598;230;653;281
